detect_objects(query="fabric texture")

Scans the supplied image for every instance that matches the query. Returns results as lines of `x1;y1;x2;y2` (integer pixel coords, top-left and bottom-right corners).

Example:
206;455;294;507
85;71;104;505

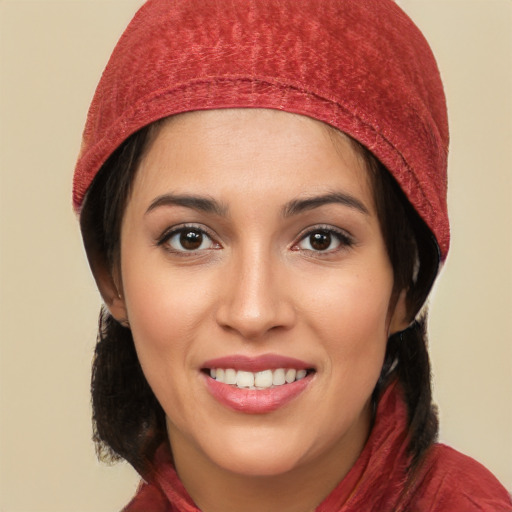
122;382;511;512
73;0;450;260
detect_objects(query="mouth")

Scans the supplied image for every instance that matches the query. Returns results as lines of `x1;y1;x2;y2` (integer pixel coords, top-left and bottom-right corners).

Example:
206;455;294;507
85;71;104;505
201;355;316;413
203;367;315;390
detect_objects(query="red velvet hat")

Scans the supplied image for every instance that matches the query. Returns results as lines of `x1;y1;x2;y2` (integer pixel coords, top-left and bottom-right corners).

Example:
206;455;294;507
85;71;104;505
73;0;449;260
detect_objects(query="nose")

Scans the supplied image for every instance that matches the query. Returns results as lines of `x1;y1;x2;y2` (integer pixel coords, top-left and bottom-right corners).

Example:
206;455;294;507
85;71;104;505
215;247;296;340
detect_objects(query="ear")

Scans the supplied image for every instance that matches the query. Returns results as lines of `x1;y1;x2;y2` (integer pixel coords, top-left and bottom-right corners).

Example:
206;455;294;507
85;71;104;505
86;245;129;326
388;289;410;335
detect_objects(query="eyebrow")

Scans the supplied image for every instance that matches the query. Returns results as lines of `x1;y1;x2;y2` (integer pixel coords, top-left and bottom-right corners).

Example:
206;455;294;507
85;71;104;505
282;192;369;217
145;194;228;216
145;191;369;218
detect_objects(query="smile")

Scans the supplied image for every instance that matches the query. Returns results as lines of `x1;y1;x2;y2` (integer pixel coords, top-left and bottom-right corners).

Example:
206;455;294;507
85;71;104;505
201;355;316;414
208;368;309;389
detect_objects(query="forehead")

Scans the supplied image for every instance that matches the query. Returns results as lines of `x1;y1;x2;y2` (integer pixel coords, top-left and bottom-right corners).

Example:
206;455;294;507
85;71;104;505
131;109;375;212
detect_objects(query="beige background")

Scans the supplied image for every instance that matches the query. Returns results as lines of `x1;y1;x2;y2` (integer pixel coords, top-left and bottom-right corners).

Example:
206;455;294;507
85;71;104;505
0;1;510;510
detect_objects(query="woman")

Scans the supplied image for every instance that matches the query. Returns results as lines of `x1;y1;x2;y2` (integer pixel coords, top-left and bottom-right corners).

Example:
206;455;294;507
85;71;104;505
73;0;511;510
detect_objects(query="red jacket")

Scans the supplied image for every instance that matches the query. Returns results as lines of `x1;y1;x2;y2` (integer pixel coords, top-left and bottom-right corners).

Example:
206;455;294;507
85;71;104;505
123;383;511;511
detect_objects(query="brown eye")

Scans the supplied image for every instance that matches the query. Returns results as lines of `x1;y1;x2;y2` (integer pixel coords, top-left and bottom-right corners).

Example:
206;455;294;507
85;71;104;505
309;231;332;251
296;227;353;253
163;227;217;252
180;230;204;250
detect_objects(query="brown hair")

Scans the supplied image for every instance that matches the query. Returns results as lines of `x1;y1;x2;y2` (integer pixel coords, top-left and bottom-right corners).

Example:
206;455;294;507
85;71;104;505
80;119;439;476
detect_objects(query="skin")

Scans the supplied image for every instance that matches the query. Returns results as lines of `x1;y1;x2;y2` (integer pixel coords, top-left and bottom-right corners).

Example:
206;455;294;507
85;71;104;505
101;109;407;512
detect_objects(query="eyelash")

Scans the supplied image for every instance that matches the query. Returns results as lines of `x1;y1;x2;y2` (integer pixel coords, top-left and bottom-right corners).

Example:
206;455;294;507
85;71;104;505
157;224;220;256
293;225;354;254
156;224;354;256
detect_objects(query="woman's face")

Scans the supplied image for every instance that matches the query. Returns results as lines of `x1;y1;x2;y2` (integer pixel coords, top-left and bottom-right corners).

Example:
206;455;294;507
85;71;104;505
117;109;406;479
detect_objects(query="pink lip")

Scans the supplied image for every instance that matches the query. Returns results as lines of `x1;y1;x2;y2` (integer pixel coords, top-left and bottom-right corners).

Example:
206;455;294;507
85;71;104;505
203;372;313;414
202;354;313;372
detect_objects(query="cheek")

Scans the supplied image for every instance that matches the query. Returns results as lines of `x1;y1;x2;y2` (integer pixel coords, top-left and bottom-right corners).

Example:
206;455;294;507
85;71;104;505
299;264;393;368
119;265;217;424
121;258;215;363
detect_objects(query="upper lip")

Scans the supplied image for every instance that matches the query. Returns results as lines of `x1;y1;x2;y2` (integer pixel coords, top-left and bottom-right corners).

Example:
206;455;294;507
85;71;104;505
202;354;314;373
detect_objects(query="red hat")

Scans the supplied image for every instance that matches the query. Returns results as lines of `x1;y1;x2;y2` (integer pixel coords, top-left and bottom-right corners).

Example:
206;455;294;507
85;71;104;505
73;0;449;260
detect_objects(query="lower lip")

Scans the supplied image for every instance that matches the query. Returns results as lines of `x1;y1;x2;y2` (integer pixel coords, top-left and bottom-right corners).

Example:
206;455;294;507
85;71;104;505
204;373;313;414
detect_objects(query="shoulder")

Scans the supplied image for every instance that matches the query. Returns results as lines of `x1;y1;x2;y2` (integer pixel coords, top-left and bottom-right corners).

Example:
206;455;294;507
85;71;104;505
408;443;512;512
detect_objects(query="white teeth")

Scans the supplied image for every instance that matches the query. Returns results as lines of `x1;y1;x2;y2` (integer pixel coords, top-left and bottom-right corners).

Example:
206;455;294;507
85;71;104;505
212;368;310;389
285;369;296;383
296;369;307;380
272;368;286;386
224;368;237;385
236;371;254;388
254;370;273;388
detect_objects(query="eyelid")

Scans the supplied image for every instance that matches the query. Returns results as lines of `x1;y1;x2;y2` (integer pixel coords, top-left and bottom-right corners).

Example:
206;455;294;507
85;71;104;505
156;223;221;253
292;225;355;252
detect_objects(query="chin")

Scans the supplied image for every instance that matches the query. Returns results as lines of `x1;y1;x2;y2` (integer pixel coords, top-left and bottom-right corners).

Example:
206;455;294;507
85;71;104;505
213;447;306;478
